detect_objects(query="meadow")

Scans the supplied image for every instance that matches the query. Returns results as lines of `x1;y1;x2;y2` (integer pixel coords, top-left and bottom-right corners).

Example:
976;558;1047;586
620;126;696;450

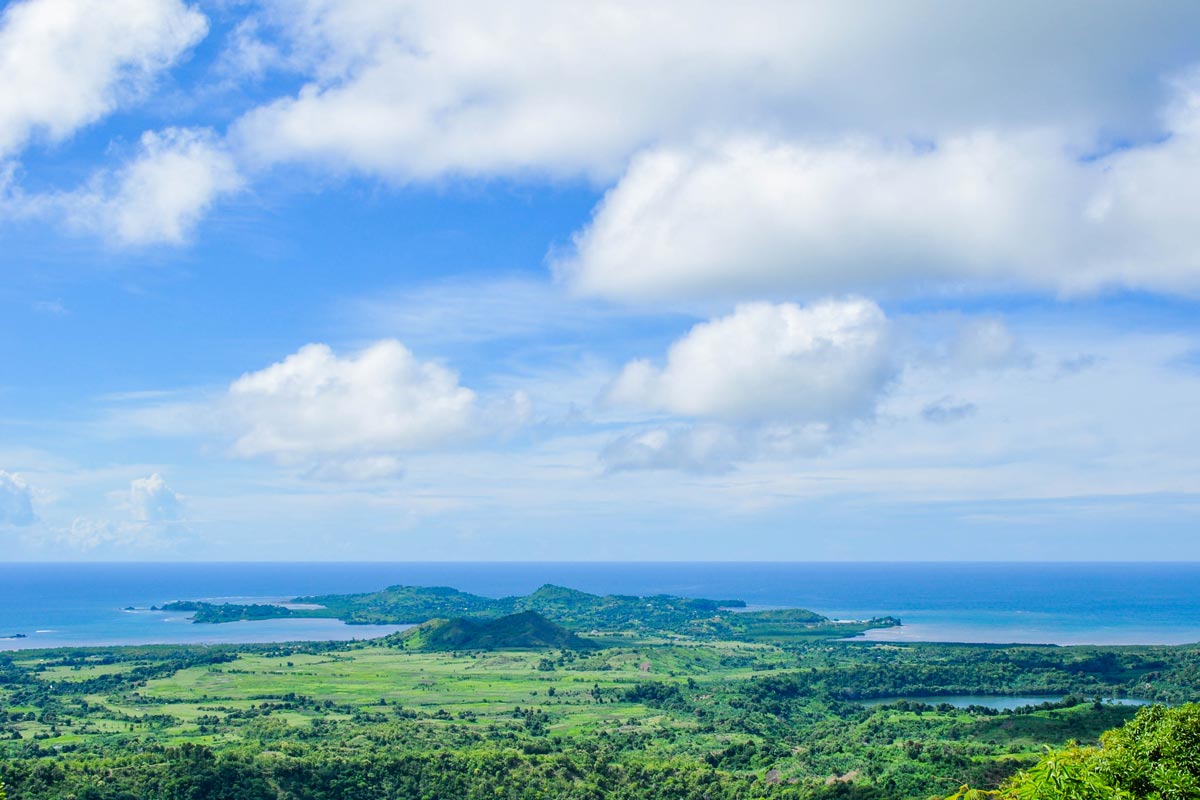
4;622;1198;798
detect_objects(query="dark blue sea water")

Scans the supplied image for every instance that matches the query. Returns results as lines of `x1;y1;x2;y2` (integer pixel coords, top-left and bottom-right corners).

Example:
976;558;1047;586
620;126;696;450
2;562;1198;650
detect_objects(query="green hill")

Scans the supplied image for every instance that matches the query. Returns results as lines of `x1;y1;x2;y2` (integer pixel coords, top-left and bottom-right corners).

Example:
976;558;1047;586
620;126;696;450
166;582;890;641
293;582;748;631
397;611;596;651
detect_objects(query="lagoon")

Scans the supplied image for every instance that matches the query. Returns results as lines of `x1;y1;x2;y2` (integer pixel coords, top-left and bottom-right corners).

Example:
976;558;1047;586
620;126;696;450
858;695;1152;711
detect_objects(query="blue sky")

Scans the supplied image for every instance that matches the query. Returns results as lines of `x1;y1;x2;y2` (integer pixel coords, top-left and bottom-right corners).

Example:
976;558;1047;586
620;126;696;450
2;0;1200;560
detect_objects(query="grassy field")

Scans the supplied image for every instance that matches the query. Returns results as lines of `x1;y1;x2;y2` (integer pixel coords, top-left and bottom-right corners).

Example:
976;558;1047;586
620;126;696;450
5;640;789;751
4;633;1194;799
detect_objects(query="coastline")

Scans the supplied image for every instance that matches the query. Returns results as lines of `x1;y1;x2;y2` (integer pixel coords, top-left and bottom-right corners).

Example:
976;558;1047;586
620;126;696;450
4;562;1200;649
0;614;412;651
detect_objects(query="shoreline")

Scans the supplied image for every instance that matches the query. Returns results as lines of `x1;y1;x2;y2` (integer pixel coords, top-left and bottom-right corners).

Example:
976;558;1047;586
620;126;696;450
5;562;1200;650
0;617;413;651
5;612;1200;650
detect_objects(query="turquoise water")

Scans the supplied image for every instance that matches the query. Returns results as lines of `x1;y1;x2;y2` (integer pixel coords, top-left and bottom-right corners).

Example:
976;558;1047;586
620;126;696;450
1;562;1199;649
0;611;410;650
858;696;1152;711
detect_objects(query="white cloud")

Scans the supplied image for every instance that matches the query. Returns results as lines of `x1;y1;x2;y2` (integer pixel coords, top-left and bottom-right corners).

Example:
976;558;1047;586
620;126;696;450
227;340;520;464
608;298;894;424
0;0;207;158
55;516;181;552
59;127;243;245
559;79;1200;301
594;325;1200;494
947;319;1033;372
830;330;1200;503
125;473;183;522
96;339;531;478
231;1;1200;182
216;18;284;81
599;298;894;472
600;426;742;475
57;518;131;550
0;471;35;526
598;422;836;474
10;471;193;554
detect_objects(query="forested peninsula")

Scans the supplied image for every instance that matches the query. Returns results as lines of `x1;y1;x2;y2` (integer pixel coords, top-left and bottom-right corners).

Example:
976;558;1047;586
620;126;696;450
160;582;901;641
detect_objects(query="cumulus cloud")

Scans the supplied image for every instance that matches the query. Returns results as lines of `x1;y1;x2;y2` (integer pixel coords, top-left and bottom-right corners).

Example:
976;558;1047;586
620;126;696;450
599;299;894;472
559;77;1200;301
227;340;523;465
32;475;189;553
125;473;183;522
608;298;894;424
0;0;207;158
231;1;1200;181
58;127;243;245
0;471;35;526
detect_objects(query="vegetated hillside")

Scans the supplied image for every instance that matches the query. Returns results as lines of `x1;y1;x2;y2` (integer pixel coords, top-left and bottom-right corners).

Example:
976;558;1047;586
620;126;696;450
942;702;1200;799
397;610;597;651
296;582;750;630
159;601;312;622
302;584;498;622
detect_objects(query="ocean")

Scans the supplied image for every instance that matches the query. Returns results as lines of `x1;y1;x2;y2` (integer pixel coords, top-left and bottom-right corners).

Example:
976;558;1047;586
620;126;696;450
2;562;1199;650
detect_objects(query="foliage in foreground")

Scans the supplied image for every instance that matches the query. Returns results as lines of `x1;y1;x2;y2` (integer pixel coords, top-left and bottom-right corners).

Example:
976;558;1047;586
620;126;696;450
945;703;1200;799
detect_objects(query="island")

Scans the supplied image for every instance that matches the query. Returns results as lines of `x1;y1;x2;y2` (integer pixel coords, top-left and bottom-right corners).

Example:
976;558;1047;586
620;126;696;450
159;600;300;623
160;582;901;642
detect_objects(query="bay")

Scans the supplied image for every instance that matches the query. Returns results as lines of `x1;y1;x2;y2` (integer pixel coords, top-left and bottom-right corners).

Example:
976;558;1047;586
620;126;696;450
2;561;1199;649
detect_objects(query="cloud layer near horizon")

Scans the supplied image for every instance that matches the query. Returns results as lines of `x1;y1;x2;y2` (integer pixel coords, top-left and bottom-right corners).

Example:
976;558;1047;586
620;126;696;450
0;471;35;526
